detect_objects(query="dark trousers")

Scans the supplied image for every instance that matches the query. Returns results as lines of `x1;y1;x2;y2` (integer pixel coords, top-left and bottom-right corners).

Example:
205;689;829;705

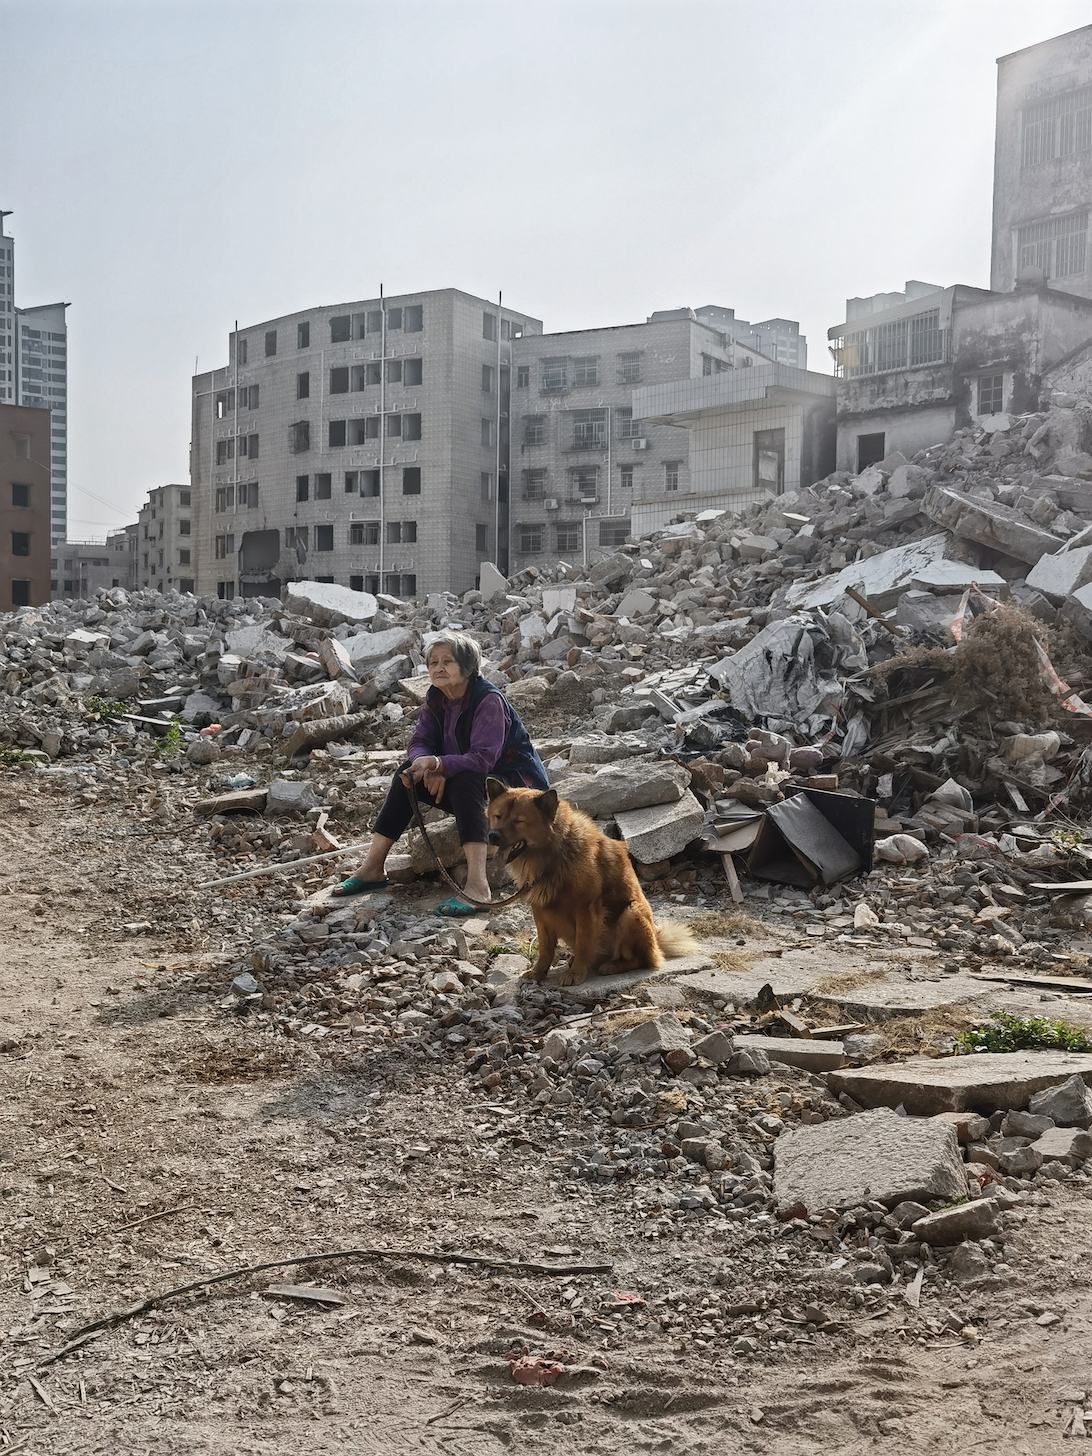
373;767;489;845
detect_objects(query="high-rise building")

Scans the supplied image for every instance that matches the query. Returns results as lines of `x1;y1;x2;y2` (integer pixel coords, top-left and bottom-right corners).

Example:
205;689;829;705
0;213;69;547
190;289;541;600
135;484;194;594
992;25;1092;300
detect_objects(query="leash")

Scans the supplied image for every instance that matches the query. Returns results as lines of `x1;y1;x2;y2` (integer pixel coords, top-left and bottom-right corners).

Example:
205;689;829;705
408;779;533;910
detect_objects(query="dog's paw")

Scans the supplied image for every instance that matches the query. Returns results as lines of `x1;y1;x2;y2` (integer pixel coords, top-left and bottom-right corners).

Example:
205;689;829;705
523;965;549;982
559;967;589;987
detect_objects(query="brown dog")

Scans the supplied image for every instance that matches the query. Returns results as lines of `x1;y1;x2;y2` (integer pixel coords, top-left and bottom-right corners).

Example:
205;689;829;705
486;778;698;986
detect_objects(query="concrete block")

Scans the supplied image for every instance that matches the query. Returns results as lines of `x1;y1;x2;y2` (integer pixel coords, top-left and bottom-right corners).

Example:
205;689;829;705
932;1111;991;1143
560;761;689;817
1060;581;1092;641
284;580;378;627
541;585;577;615
1028;1072;1092;1127
408;817;465;874
692;1030;735;1064
320;638;355;679
1030;1127;1092;1165
911;1197;1001;1246
610;1013;692;1057
518;613;549;647
738;535;779;562
616;588;657;618
789;534;949;611
827;1051;1092;1116
345;627;415;670
614;790;705;862
733;1034;846;1072
773;1107;966;1213
894;591;964;633
924;485;1064;564
479;561;508;599
265;779;320;817
1026;544;1092;604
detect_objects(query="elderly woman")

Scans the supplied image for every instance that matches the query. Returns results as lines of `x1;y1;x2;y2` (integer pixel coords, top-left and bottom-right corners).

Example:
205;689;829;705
333;629;549;914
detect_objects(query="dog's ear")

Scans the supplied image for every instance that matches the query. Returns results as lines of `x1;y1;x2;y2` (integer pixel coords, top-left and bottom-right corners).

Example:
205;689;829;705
535;788;559;823
485;776;508;803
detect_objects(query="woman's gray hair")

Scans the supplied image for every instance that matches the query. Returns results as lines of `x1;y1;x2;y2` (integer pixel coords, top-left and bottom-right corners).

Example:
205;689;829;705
427;629;482;679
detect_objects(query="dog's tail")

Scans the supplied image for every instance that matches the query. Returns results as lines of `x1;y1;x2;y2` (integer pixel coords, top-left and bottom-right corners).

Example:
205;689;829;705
655;921;701;959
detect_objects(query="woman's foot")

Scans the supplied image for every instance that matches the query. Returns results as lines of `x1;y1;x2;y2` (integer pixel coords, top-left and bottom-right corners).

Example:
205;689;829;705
331;875;389;897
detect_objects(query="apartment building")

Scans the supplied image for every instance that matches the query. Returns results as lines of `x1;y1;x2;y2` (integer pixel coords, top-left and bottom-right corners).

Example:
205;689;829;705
0;214;69;546
992;26;1092;301
1;403;51;607
190;289;542;600
658;306;807;369
507;314;767;569
51;541;117;599
135;484;194;594
106;524;139;591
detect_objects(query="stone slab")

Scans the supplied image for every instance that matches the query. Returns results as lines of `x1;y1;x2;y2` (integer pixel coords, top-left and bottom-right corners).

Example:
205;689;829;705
773;1107;966;1213
558;761;688;817
810;972;989;1020
614;790;704;862
284;581;378;627
548;952;713;1004
911;1197;1001;1246
827;1050;1092;1116
734;1034;846;1071
924;486;1064;565
788;534;949;611
479;561;508;600
1026;544;1092;605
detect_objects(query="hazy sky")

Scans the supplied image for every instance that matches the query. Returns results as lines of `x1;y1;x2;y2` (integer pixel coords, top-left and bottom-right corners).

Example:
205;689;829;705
5;0;1090;537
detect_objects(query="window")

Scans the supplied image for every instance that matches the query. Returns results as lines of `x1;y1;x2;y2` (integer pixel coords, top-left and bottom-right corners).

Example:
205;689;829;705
349;523;368;545
385;520;418;544
179;518;191;535
236;339;248;365
517;365;530;388
359;361;380;388
11;580;30;606
179;578;195;594
63;579;76;593
216;438;234;465
296;476;309;502
355;417;380;441
285;525;308;551
11;483;29;507
404;304;423;332
11;532;29;556
483;311;497;341
524;416;546;446
361;469;380;496
290;420;310;452
620;464;634;490
345;471;358;493
179;490;191;506
617;351;641;383
541;357;568;393
330;315;351;343
329;420;347;447
241;384;259;410
572;356;599;387
600;519;631;548
217;581;235;600
618;408;638;439
573;408;606;447
363;573;380;594
518;525;542;553
387;307;402;331
238;433;259;458
349;574;364;591
215;534;235;558
523;468;546;500
482;364;494;392
366;309;383;334
297;372;310;399
404;357;422;386
481;471;493;502
556;523;580;552
570;466;599;503
402;466;421;495
387;414;402;439
1016;211;1088;280
664;461;680;492
215;389;235;418
353;521;380;545
179;548;191;565
264;330;277;357
215;486;235;512
315;472;332;499
298;321;310;349
856;432;886;471
978;375;1005;415
1022;85;1092;167
241;482;259;508
330;367;349;394
476;524;489;553
315;524;334;552
403;413;421;440
481;418;494;447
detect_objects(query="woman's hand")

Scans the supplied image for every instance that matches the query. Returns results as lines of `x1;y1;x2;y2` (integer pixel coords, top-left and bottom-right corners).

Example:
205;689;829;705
402;756;446;802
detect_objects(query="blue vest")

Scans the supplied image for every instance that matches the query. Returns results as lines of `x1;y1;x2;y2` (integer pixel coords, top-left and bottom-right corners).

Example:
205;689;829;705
421;675;549;789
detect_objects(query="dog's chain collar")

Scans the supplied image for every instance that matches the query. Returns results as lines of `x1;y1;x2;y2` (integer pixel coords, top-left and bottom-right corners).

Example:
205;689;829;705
408;785;542;910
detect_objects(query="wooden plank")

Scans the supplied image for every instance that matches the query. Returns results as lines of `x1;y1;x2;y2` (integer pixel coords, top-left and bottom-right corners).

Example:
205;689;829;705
719;852;744;904
1029;881;1092;893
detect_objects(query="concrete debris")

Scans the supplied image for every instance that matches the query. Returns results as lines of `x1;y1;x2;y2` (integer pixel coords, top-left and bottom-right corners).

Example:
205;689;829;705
1027;1072;1092;1127
829;1052;1092;1116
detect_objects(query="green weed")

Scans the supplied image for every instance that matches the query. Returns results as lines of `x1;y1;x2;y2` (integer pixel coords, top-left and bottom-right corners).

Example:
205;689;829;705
955;1010;1092;1056
85;696;127;718
154;719;184;760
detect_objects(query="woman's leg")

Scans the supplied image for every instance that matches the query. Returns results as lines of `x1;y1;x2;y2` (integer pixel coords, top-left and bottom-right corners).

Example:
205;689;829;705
439;771;491;903
342;770;417;883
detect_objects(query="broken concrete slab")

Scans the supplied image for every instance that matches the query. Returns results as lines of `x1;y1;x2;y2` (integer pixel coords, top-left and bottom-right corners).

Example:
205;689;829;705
1030;1126;1092;1164
284;580;378;627
265;779;320;817
552;952;713;1005
1059;581;1092;642
478;561;507;599
1026;544;1092;604
734;1034;846;1072
924;485;1065;565
911;1197;1001;1246
788;534;949;611
1027;1072;1092;1127
810;971;989;1022
610;1013;692;1057
345;627;415;670
828;1050;1092;1116
773;1107;965;1213
616;588;657;618
614;790;704;862
557;761;688;817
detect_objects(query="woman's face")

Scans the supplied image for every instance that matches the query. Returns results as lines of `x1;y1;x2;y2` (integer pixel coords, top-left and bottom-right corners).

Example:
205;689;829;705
428;645;469;698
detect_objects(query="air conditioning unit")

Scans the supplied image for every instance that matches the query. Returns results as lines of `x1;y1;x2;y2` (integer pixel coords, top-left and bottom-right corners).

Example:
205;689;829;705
544;497;560;510
632;438;648;450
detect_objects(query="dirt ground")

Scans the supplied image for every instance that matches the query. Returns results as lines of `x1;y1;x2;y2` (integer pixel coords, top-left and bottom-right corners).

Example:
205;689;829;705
4;771;1092;1455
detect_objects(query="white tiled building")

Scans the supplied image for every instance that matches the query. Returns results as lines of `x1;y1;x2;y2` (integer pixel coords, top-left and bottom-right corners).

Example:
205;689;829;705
190;289;541;600
135;484;194;594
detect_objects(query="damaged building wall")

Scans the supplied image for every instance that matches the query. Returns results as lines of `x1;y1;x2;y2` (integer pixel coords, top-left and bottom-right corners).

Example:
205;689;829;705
952;286;1092;422
991;24;1092;301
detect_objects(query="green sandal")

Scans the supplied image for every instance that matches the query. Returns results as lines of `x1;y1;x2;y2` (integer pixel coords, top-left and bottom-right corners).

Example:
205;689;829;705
433;896;480;917
332;876;389;897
